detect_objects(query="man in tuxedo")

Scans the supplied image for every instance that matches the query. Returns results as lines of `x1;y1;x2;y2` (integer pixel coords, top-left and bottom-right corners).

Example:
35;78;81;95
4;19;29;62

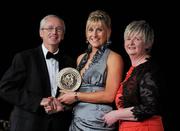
0;14;75;131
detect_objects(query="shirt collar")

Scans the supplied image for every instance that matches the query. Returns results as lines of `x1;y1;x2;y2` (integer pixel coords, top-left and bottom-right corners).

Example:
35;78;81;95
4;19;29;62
42;44;59;58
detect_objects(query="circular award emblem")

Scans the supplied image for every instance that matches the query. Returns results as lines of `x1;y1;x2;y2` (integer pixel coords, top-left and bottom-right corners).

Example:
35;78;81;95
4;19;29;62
57;67;81;91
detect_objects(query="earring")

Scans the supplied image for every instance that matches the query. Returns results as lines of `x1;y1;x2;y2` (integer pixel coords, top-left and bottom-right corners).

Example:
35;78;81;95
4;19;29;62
107;39;112;45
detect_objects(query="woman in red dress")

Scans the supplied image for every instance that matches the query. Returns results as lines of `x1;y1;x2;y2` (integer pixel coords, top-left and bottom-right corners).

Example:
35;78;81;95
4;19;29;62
103;20;164;131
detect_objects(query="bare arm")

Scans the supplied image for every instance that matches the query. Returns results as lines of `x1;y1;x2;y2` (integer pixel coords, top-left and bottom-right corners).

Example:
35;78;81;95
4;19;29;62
59;51;124;104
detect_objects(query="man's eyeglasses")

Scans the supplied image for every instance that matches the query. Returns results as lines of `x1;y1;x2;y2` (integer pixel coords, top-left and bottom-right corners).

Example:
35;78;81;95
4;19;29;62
41;26;64;33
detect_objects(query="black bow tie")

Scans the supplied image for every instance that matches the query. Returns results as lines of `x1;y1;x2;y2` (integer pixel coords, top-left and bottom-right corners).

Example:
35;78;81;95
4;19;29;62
46;51;59;61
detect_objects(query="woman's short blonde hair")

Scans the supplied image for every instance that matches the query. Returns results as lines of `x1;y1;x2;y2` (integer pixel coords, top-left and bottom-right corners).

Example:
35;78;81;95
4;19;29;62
124;20;154;52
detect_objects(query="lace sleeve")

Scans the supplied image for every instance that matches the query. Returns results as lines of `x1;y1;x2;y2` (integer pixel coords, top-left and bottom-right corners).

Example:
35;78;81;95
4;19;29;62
131;72;160;121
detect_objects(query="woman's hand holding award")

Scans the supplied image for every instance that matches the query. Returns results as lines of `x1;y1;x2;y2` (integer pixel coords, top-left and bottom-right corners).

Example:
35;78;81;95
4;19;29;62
56;67;81;110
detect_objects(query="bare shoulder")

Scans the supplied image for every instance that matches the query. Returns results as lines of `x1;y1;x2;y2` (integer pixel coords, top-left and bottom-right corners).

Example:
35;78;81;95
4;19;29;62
107;50;123;65
107;50;124;82
77;53;86;65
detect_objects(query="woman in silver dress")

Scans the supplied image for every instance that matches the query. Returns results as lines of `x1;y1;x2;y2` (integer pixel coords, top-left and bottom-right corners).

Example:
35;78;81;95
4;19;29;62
59;10;124;131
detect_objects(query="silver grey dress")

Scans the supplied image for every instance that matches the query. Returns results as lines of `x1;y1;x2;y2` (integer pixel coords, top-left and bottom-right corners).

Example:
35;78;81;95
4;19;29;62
69;48;115;131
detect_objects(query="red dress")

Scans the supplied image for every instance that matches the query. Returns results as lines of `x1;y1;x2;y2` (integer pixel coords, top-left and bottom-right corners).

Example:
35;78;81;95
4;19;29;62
115;66;164;131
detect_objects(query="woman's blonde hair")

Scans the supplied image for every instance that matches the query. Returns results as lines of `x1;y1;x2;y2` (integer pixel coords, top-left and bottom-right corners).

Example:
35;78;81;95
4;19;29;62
124;20;154;52
86;10;111;41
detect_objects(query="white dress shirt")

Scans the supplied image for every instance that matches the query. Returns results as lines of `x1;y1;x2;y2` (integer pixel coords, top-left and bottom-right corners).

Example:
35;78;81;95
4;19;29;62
42;44;59;97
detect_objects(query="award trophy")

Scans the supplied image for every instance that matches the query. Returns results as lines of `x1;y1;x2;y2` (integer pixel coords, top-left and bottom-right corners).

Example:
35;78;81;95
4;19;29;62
57;67;81;92
56;67;81;110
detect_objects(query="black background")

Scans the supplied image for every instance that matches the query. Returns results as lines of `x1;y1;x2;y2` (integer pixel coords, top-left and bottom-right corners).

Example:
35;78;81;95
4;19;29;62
0;1;178;130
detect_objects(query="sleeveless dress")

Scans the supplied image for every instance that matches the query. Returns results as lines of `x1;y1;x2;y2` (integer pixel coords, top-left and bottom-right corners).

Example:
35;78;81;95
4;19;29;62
69;49;115;131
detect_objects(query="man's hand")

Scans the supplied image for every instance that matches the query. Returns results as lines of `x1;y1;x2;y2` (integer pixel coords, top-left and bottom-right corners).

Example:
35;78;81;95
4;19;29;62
40;97;64;114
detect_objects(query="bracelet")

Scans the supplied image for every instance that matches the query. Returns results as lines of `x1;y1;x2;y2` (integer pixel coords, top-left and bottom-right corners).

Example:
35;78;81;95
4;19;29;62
74;92;79;102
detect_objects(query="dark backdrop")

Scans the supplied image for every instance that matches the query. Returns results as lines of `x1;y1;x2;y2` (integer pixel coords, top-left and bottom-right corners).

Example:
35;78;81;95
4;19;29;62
0;1;178;130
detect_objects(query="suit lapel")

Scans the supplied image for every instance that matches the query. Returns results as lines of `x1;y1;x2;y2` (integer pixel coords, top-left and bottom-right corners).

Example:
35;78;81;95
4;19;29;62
35;47;51;96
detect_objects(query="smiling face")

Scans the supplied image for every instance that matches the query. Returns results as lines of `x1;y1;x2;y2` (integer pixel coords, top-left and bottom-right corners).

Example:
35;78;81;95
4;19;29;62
85;10;111;49
124;20;154;58
86;21;110;48
39;15;65;48
124;32;147;57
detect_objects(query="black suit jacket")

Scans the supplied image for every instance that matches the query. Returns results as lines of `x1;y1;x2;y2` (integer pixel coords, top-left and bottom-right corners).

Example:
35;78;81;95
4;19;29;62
0;46;76;131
